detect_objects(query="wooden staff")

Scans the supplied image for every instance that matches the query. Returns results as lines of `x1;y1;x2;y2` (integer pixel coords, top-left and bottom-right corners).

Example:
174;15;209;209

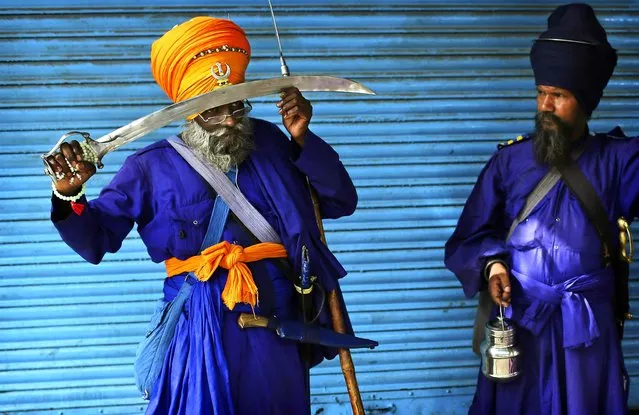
265;2;366;410
307;180;366;415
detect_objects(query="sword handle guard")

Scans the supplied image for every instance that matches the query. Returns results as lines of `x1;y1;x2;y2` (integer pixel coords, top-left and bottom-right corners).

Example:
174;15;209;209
618;217;634;263
41;131;104;181
237;313;269;329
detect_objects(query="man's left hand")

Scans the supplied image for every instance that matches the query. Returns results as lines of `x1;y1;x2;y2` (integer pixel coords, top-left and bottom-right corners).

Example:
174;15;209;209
277;87;312;146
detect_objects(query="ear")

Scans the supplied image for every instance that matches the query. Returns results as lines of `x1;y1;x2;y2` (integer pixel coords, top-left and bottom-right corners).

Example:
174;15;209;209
576;104;590;124
193;116;206;129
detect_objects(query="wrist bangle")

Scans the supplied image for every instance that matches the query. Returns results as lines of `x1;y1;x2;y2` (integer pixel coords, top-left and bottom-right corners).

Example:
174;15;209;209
52;182;86;202
484;259;507;281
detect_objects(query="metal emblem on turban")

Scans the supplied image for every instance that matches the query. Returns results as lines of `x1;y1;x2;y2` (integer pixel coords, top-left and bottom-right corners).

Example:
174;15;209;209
211;62;231;87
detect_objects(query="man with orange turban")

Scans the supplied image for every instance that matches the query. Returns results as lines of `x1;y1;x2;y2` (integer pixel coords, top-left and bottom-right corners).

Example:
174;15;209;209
46;16;358;415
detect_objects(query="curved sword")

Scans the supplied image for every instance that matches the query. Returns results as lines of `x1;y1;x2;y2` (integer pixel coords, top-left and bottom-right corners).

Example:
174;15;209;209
41;75;374;178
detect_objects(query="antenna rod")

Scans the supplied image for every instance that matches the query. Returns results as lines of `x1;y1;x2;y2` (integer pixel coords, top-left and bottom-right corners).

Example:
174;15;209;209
267;0;290;77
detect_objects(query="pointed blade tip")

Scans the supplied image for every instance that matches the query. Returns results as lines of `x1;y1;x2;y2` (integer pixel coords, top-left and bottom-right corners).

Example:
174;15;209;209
351;84;376;95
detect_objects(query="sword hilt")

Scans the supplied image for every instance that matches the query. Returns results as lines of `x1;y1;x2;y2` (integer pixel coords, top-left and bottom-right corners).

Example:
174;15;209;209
299;245;313;291
237;313;269;329
41;131;104;182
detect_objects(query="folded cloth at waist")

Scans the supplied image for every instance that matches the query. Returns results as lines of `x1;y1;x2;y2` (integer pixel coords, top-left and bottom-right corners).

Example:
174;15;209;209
165;240;288;310
509;269;614;349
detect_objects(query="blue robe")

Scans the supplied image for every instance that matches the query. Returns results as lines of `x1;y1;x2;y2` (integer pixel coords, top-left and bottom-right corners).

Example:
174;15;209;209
51;118;358;414
445;128;639;415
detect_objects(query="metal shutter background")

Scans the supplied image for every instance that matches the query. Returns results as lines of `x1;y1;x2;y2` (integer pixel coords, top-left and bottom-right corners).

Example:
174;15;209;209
1;1;637;414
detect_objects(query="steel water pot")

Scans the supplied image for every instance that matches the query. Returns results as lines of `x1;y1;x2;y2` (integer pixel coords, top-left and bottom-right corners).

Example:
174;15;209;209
480;312;522;382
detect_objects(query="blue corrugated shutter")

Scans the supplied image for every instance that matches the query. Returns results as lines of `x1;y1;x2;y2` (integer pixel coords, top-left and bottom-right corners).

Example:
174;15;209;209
1;1;637;414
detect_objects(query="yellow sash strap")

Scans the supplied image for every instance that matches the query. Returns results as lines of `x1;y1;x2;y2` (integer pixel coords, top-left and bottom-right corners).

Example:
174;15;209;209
164;240;288;310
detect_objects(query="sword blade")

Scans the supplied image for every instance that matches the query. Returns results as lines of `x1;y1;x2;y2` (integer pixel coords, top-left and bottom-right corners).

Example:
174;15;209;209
87;75;374;161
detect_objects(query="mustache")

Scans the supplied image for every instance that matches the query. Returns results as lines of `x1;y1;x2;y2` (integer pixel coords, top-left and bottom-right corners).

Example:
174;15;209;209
208;124;241;138
532;112;573;167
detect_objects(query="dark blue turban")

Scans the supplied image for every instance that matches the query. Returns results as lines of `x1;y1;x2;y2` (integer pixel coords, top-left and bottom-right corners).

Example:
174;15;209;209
530;3;617;116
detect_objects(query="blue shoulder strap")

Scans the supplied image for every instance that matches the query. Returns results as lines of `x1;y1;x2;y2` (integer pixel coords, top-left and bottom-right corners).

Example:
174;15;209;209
199;167;236;252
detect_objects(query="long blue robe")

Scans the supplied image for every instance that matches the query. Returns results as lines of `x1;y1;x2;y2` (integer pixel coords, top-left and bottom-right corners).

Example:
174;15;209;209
445;128;639;415
51;118;358;414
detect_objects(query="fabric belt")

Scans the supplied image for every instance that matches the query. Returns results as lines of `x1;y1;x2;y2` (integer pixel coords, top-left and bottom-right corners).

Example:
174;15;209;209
165;240;288;310
510;269;613;349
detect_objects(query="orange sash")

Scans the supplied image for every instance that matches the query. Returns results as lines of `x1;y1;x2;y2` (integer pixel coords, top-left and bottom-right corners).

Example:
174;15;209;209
165;240;287;310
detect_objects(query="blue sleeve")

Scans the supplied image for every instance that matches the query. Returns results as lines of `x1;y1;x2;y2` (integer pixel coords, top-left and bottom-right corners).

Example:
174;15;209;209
290;130;358;219
444;153;510;298
51;156;148;264
618;136;639;220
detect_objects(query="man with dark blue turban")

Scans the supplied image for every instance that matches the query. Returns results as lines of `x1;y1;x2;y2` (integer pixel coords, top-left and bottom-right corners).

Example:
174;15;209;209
445;3;637;414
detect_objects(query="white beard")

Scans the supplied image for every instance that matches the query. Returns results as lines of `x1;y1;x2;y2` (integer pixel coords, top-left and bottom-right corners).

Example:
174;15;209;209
181;117;254;172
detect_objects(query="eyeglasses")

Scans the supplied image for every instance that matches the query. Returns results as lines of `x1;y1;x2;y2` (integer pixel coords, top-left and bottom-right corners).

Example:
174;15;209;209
198;100;252;124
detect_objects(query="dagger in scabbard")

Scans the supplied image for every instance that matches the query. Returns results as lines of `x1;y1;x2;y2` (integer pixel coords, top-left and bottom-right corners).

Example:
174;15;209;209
237;313;378;350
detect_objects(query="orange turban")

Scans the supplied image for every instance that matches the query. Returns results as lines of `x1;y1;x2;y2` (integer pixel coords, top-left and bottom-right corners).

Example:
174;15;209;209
150;17;251;111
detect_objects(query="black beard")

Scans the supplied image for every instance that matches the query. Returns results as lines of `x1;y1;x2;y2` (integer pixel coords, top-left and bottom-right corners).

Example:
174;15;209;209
532;112;573;167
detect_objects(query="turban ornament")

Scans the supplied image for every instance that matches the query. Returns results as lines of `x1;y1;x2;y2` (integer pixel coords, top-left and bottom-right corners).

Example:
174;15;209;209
150;17;251;118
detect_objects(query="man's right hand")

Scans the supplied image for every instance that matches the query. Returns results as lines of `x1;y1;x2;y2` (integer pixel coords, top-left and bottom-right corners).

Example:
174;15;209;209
45;140;96;196
488;262;511;307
